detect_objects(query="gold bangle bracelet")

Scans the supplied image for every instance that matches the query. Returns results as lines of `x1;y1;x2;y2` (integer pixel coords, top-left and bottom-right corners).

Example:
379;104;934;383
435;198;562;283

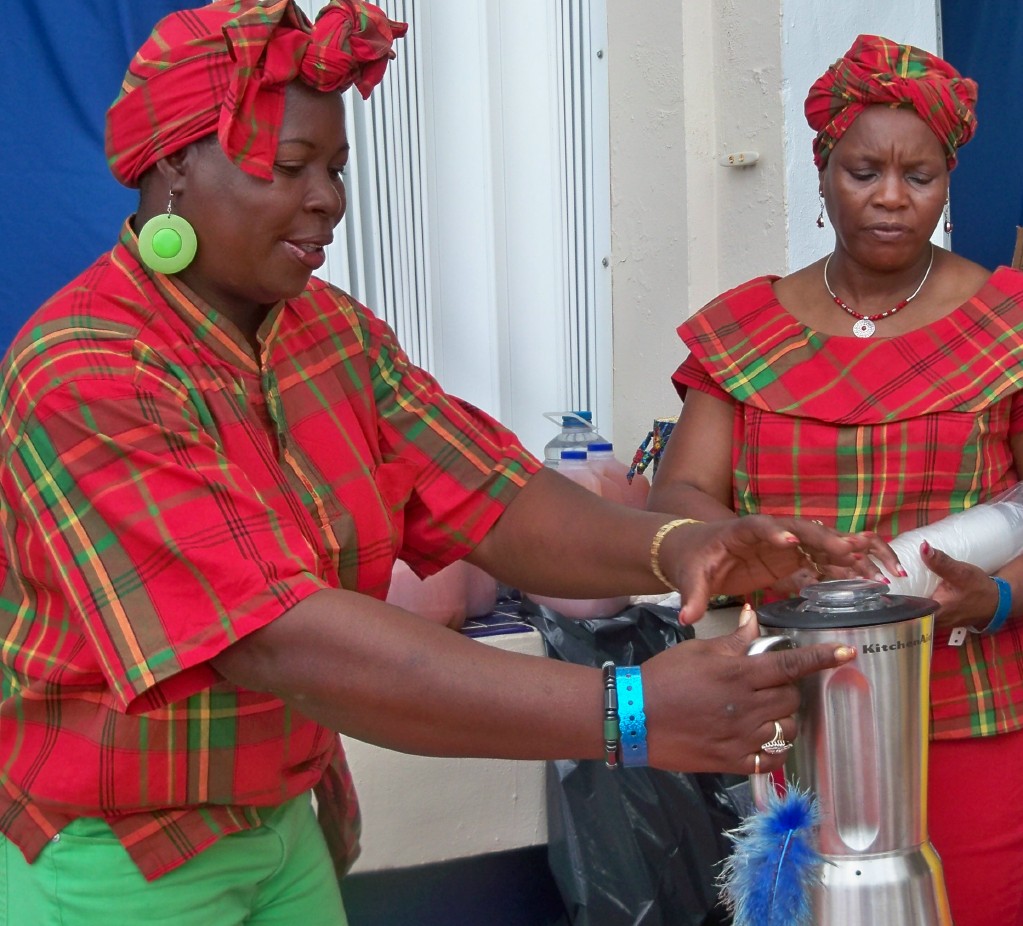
649;518;703;590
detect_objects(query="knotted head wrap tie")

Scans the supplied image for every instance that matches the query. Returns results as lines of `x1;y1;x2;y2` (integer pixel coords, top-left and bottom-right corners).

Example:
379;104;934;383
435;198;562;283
105;0;407;188
804;34;978;170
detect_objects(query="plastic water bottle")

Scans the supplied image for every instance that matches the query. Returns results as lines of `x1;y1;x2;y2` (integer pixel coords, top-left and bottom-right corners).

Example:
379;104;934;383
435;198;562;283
542;411;604;468
588;441;649;509
585;441;625;505
554;448;603;494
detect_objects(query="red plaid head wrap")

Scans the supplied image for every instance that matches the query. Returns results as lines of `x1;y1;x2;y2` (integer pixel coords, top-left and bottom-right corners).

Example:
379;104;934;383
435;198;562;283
804;34;977;170
105;0;407;188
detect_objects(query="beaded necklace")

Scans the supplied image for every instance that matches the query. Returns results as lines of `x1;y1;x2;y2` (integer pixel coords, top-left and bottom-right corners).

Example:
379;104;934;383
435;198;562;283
823;244;935;338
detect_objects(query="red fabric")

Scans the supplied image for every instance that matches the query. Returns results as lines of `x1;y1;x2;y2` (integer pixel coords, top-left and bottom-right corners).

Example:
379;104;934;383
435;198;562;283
929;731;1023;925
105;0;407;187
804;33;978;169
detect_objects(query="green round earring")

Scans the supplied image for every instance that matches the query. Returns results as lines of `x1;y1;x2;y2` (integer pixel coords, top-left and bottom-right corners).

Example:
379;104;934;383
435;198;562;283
138;195;197;274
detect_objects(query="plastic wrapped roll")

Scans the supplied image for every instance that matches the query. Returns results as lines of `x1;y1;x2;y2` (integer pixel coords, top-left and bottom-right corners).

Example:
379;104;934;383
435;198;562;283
876;487;1023;597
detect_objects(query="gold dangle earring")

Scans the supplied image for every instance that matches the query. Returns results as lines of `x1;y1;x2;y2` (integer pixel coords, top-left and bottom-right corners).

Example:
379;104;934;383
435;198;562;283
816;192;826;229
943;196;953;235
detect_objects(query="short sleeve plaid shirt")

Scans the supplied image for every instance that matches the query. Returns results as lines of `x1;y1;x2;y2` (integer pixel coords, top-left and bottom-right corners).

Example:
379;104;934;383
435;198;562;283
0;224;540;879
673;268;1023;741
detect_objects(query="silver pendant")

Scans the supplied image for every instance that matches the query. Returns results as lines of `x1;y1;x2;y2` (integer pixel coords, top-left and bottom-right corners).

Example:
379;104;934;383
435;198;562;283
853;318;875;338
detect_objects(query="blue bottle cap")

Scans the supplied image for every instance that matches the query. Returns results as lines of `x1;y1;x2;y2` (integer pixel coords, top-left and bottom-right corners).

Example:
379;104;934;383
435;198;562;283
562;411;593;427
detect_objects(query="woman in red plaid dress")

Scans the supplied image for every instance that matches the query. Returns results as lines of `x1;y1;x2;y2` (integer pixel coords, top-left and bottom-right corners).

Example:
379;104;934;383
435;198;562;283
649;34;1023;926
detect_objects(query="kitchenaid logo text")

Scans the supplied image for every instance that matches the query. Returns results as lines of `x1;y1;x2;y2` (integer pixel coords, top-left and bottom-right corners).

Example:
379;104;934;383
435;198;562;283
861;633;931;655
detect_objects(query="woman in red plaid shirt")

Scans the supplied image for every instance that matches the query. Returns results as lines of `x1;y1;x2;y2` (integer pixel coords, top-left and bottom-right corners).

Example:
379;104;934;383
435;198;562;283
650;34;1023;926
0;3;900;924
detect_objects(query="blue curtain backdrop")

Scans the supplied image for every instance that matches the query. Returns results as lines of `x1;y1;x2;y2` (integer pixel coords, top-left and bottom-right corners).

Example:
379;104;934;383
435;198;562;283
940;4;1023;270
2;1;192;352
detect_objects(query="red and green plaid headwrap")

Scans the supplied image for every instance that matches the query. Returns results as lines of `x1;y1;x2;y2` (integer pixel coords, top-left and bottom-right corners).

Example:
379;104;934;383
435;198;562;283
804;34;978;170
105;0;407;188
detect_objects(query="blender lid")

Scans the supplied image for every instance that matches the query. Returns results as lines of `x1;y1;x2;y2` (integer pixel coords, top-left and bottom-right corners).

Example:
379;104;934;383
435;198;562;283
757;578;936;629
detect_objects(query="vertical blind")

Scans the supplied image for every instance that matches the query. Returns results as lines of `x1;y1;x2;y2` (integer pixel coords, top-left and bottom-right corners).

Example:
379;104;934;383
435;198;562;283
306;0;434;370
300;0;610;429
556;0;611;419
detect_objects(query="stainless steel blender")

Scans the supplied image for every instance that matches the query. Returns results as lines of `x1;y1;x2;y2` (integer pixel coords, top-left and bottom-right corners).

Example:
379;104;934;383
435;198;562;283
750;578;953;925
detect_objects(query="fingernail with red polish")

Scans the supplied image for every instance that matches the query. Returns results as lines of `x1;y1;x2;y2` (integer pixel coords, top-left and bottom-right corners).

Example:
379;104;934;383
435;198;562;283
921;541;931;555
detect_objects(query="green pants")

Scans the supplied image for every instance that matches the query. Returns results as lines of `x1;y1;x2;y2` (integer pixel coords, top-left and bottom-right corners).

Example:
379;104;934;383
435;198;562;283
0;794;348;926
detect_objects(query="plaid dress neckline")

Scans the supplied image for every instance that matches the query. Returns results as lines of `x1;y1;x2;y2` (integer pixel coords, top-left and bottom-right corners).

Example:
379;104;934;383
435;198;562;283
682;267;1023;425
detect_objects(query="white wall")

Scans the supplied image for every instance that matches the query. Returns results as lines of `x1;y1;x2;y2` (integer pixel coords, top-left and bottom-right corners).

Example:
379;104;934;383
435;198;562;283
604;2;691;462
605;0;789;460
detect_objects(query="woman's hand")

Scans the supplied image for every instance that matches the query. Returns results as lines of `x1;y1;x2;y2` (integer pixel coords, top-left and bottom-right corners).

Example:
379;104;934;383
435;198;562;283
661;515;902;622
920;542;1001;631
643;604;856;774
768;528;907;598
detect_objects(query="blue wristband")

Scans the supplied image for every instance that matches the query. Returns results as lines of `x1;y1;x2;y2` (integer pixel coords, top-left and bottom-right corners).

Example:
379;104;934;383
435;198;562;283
979;576;1012;635
615;666;648;767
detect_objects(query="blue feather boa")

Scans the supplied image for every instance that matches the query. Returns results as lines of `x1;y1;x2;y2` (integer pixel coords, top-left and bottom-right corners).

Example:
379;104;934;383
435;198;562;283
718;783;825;926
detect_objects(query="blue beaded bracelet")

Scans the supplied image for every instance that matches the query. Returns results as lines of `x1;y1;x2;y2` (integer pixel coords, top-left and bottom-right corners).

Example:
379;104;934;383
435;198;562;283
615;666;648;767
977;576;1012;635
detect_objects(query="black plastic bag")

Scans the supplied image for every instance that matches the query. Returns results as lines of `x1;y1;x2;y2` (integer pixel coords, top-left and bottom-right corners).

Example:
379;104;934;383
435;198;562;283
523;602;741;926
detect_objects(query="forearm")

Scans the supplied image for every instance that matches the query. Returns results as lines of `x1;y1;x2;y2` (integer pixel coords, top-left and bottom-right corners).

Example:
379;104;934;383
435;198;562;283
646;478;737;522
466;467;893;615
467;467;683;598
211;587;602;760
211;585;860;776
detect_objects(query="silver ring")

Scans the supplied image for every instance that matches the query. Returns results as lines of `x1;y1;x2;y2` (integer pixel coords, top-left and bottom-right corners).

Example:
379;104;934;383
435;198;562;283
761;720;794;756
